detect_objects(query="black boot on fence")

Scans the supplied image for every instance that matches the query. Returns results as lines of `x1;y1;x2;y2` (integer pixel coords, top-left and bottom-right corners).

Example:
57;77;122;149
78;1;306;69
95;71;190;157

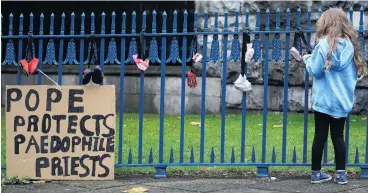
92;65;104;84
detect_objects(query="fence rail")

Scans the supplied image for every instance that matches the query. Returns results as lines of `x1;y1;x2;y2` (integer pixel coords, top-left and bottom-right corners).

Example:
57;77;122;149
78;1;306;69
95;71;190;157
1;7;368;178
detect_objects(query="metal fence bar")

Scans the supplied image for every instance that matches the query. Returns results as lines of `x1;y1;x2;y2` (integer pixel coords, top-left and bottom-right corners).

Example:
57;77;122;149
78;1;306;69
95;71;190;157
136;11;145;164
118;12;126;165
303;8;311;164
346;7;353;164
220;10;229;163
240;8;250;163
282;8;291;163
17;14;23;85
159;11;167;164
100;12;106;83
78;13;84;85
200;10;208;163
57;13;64;85
37;14;44;85
179;10;188;163
261;9;270;163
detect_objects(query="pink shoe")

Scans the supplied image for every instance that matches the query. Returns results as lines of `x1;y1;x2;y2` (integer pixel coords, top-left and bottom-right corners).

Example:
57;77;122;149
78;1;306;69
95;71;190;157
192;53;203;63
133;54;140;64
133;54;149;71
290;47;303;61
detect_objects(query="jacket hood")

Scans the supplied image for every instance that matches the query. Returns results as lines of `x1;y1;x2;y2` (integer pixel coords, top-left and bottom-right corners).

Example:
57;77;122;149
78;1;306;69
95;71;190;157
318;38;354;71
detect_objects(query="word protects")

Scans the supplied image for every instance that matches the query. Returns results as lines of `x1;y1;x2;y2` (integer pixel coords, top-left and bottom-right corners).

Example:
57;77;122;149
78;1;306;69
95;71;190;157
6;85;116;180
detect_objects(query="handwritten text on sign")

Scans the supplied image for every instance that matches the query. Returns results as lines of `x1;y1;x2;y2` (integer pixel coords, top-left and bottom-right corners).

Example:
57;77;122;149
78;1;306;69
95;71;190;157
6;85;115;180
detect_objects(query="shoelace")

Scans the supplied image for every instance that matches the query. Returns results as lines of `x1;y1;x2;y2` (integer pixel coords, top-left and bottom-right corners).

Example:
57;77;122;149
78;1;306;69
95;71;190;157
187;33;200;63
293;29;313;55
241;31;251;75
85;34;99;68
140;29;145;59
25;32;35;62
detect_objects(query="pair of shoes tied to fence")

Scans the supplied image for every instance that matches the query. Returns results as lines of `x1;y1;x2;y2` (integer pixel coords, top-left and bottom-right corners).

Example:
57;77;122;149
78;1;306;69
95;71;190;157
83;37;104;85
186;52;202;88
133;54;149;71
20;58;39;76
83;65;104;85
234;44;253;92
20;32;39;76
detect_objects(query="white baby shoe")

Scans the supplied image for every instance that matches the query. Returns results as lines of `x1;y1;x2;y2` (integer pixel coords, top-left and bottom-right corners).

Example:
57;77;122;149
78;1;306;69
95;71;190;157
234;74;252;92
244;43;254;63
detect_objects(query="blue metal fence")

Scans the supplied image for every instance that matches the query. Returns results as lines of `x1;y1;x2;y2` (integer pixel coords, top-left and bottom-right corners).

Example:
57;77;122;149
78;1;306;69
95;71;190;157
1;7;368;178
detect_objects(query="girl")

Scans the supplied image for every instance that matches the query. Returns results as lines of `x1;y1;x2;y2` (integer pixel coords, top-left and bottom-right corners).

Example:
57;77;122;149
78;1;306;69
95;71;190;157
299;8;366;185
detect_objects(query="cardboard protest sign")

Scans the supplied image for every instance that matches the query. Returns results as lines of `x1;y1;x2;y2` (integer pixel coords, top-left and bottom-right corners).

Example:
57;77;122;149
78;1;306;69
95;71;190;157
6;85;116;180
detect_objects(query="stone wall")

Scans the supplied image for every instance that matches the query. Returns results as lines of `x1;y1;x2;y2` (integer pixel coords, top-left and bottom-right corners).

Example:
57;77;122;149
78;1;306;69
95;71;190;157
1;65;367;115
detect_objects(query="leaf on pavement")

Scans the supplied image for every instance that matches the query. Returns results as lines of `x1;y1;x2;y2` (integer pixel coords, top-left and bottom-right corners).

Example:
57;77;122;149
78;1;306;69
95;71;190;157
123;187;149;193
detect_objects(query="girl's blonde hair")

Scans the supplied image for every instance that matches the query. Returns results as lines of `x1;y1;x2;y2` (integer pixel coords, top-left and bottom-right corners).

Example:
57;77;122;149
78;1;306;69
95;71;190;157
315;7;367;78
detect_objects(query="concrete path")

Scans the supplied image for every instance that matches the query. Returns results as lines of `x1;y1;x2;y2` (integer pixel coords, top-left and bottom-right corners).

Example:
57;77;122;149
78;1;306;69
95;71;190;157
2;174;368;193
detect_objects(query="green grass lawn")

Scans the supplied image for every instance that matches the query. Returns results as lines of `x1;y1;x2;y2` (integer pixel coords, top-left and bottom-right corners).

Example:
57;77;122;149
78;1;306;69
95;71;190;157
1;112;367;175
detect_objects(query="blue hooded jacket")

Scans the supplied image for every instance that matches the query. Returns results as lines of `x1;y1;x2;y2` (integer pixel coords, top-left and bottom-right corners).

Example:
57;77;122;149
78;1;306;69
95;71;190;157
303;37;358;118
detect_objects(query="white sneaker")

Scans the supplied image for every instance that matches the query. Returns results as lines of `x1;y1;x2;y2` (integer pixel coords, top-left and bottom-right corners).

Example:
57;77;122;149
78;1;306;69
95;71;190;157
234;74;245;85
192;53;203;63
244;43;254;63
234;74;252;92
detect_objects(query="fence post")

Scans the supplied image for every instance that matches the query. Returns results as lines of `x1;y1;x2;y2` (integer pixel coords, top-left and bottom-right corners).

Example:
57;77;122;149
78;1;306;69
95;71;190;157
303;7;311;164
57;13;63;85
282;8;290;164
240;8;249;164
256;8;270;178
200;9;208;163
138;11;145;165
17;14;24;85
99;12;105;85
155;10;168;179
78;13;85;85
220;9;229;163
118;12;126;164
179;10;188;164
360;6;368;179
118;12;126;165
37;13;44;85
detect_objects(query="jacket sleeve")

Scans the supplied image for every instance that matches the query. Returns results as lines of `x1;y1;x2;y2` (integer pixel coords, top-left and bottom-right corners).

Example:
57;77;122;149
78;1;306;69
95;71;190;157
303;44;326;78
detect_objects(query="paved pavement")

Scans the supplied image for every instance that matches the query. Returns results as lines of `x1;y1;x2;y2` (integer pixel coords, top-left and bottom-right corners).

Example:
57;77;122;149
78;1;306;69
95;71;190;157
2;174;368;193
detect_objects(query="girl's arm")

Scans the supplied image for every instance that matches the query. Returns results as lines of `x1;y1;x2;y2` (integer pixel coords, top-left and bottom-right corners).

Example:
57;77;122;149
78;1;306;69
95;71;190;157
303;43;326;78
